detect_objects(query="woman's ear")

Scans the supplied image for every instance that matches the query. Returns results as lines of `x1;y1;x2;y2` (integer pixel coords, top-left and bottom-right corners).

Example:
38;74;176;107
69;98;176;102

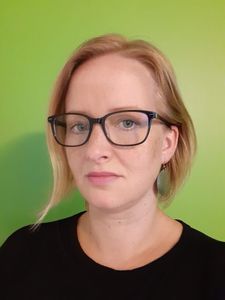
161;125;179;164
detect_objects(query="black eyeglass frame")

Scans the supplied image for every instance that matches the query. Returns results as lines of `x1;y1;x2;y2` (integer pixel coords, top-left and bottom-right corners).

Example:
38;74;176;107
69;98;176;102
48;109;174;147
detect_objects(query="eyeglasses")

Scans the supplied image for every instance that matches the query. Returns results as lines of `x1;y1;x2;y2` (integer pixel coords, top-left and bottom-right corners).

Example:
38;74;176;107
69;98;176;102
48;109;172;147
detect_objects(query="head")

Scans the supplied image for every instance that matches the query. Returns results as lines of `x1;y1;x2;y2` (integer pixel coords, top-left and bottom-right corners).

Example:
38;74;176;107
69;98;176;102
37;33;196;223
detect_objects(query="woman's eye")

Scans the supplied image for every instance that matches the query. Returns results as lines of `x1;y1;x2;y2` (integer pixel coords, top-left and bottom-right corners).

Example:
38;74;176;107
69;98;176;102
71;123;88;133
120;119;136;129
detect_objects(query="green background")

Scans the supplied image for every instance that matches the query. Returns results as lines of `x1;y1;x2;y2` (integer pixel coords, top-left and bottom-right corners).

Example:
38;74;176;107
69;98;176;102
0;1;225;245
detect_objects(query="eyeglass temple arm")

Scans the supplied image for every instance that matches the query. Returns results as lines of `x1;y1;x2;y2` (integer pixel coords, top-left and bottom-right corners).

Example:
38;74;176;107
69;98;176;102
154;113;176;128
48;116;67;128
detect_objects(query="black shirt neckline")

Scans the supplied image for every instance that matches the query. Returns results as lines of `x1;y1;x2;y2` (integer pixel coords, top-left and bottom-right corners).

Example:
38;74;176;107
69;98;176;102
59;210;190;274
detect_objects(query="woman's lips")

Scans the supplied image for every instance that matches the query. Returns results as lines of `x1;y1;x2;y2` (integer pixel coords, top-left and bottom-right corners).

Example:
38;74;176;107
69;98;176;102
86;172;120;185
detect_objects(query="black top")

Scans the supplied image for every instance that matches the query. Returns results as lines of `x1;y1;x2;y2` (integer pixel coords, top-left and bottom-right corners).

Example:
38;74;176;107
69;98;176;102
0;211;225;300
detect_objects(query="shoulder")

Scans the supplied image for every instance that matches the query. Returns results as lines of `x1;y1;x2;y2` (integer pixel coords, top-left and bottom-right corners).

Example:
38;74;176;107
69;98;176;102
178;220;225;276
180;220;225;251
0;212;82;258
0;212;83;297
170;221;225;297
0;211;84;284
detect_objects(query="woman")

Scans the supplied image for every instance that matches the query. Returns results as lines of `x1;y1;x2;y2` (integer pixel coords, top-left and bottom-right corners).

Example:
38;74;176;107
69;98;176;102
1;33;224;299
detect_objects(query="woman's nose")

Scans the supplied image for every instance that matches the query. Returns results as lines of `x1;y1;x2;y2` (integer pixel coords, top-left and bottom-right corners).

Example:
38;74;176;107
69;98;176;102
84;124;112;163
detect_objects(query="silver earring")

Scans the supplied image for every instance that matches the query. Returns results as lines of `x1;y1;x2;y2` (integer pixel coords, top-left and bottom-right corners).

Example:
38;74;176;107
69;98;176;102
157;164;170;196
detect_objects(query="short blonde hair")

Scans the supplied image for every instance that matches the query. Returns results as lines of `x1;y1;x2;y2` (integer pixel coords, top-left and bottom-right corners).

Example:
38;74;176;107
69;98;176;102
36;33;196;225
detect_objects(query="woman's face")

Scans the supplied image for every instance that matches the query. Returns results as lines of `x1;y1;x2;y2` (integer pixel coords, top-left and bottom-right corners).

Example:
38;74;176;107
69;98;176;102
65;54;178;212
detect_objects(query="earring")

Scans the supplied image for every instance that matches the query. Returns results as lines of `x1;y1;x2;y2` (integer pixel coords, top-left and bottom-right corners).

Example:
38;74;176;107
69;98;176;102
157;164;170;196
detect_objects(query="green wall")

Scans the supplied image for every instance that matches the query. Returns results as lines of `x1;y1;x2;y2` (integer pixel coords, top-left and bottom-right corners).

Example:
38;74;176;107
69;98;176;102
1;1;225;245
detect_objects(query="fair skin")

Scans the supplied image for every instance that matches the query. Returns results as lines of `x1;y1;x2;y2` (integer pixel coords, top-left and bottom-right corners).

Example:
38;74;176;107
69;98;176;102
65;53;182;270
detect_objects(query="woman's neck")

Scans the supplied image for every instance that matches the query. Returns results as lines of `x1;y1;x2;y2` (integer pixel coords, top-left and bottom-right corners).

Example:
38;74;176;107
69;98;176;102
77;199;182;270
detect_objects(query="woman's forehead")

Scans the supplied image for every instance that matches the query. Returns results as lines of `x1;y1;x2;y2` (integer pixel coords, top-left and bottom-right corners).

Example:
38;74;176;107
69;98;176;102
65;54;160;114
69;53;156;87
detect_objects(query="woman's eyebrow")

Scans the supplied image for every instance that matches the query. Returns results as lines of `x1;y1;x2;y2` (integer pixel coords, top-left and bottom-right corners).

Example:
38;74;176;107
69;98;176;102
65;106;142;114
